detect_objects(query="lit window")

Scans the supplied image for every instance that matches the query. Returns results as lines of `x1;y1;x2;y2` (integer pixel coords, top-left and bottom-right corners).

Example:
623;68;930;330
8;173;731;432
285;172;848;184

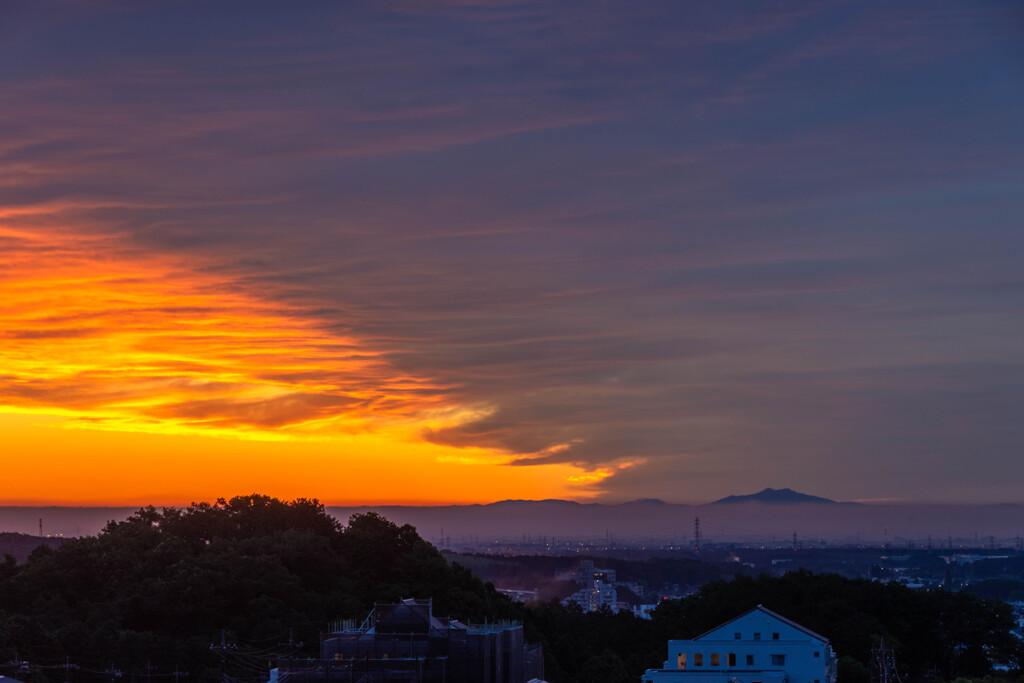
677;653;686;670
694;653;703;666
728;654;737;667
771;655;785;666
711;654;720;666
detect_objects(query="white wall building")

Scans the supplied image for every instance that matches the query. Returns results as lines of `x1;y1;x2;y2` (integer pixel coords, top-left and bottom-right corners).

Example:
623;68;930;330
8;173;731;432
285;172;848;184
642;605;837;683
561;560;619;613
564;580;618;613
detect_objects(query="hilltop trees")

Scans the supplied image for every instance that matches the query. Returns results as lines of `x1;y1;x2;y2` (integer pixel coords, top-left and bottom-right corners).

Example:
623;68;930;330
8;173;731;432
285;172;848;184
0;495;513;682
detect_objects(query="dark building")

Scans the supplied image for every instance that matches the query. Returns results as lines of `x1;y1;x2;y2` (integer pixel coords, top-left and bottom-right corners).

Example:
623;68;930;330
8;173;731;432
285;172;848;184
275;599;545;683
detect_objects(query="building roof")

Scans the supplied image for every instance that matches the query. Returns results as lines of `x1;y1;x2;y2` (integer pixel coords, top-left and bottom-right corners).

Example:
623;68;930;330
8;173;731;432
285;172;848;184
694;604;829;643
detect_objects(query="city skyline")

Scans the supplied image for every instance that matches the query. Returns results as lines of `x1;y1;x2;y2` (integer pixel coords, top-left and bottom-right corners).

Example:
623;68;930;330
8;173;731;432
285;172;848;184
1;1;1022;506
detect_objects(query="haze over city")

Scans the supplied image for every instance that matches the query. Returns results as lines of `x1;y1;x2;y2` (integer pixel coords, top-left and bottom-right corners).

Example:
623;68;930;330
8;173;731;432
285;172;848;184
2;1;1022;507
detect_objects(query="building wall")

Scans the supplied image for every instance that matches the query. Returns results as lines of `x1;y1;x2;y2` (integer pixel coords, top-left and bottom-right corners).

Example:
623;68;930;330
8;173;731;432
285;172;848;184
657;637;832;683
642;608;837;683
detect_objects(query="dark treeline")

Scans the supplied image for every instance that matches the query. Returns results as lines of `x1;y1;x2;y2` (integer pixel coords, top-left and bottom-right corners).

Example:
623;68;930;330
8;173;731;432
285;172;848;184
0;496;514;683
0;496;1020;683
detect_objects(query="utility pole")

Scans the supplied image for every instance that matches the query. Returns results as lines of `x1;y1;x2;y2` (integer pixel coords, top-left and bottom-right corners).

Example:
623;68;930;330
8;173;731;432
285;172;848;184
210;629;236;682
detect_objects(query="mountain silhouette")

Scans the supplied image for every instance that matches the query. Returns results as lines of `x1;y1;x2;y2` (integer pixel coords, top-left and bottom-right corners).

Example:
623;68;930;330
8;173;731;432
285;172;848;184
711;487;848;505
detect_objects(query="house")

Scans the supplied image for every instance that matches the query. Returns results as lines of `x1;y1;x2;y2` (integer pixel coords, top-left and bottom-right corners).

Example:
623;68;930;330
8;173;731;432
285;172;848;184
641;605;837;683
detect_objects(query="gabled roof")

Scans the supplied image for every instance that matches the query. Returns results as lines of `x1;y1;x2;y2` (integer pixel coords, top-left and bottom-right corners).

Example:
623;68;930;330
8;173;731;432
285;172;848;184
694;604;829;643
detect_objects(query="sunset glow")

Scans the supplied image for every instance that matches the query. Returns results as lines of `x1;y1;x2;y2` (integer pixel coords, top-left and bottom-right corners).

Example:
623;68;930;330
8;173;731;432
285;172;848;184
0;226;596;504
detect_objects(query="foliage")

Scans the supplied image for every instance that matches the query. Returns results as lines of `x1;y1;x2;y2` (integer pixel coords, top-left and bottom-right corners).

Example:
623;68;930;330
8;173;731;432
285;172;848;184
0;495;512;683
577;648;631;683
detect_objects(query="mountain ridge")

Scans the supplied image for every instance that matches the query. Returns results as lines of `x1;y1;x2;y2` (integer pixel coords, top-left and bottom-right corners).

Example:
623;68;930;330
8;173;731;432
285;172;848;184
710;487;856;505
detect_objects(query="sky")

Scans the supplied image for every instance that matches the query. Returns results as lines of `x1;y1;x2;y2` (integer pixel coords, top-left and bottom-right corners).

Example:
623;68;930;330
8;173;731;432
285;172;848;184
1;0;1022;506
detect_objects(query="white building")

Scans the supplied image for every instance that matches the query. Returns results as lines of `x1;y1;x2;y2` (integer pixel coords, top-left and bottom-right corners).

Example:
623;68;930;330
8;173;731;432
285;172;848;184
564;580;618;613
641;605;837;683
561;560;619;613
633;603;659;620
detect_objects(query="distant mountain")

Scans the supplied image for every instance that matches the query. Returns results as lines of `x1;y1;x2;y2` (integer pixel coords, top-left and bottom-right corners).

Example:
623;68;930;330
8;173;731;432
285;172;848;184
711;488;850;505
490;499;582;506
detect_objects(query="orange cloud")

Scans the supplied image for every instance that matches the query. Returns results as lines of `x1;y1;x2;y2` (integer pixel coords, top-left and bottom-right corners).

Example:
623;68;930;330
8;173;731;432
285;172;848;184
0;225;451;439
0;224;604;504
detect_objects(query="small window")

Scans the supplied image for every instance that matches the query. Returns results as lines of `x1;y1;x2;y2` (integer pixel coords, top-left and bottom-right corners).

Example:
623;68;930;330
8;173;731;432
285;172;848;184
754;633;761;640
734;632;741;640
728;654;736;667
772;633;780;640
747;655;754;666
711;654;720;666
771;654;786;666
677;653;686;670
814;652;820;658
694;653;703;666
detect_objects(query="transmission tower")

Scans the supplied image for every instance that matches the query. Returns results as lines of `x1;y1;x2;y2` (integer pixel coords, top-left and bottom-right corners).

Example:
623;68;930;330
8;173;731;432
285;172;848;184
694;517;701;553
871;637;903;683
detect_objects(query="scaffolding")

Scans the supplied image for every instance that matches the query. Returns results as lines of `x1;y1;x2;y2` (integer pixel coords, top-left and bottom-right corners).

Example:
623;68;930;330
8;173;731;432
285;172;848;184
277;600;542;683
